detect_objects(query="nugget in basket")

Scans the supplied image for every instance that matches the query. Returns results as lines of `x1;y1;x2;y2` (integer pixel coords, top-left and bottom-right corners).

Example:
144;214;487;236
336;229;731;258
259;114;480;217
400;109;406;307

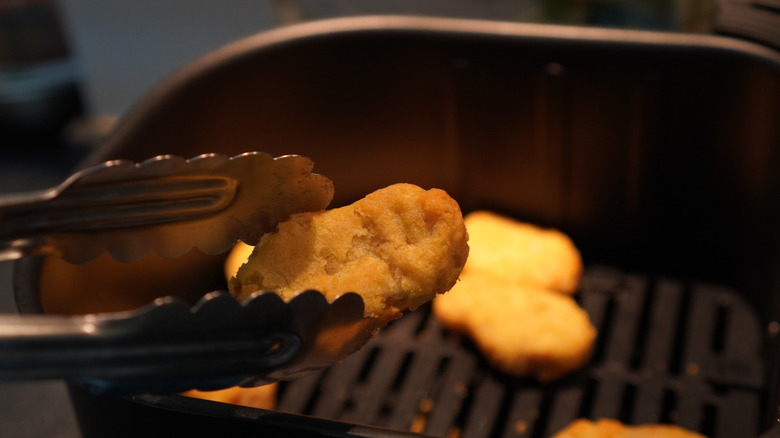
433;211;596;382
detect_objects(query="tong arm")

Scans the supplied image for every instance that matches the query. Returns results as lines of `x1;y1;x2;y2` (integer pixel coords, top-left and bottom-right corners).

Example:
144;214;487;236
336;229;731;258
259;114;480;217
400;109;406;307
0;152;334;263
0;292;302;395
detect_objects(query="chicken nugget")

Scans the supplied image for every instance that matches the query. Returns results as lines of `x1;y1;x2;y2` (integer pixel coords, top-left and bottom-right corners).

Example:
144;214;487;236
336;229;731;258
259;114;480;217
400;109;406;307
433;275;596;381
433;211;593;380
463;211;582;294
225;241;254;282
182;384;277;410
552;418;707;438
230;183;469;327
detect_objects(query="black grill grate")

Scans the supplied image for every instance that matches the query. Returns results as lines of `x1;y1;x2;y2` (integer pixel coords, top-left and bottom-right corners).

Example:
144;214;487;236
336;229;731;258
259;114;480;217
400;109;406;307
275;266;766;437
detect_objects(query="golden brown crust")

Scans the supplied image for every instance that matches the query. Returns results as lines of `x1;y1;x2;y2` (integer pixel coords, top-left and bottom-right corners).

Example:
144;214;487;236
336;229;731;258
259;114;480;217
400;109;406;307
433;275;596;381
432;211;594;381
462;211;582;294
552;418;707;437
230;183;469;326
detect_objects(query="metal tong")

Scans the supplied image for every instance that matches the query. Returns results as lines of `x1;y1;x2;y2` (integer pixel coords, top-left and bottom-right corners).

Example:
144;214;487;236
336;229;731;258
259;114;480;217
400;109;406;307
0;152;333;263
0;152;372;395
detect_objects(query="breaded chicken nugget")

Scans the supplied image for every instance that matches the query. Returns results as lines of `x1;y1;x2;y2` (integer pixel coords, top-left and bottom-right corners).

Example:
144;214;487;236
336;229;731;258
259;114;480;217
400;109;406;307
230;183;469;327
433;275;596;381
552;418;706;438
182;384;277;410
433;211;594;381
463;211;582;294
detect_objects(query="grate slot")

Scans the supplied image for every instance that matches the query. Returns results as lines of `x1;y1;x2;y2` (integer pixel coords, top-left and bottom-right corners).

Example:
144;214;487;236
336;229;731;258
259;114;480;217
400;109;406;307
310;344;374;419
579;289;613;364
712;305;729;354
618;382;638;423
602;275;647;365
722;290;762;357
544;381;589;435
423;353;476;437
701;403;718;437
447;374;478;437
703;285;765;389
460;373;506;437
660;387;679;424
385;349;449;430
717;389;761;438
683;287;720;376
640;279;684;373
675;386;707;433
668;283;693;375
576;378;599;419
631;376;669;424
390;351;417;391
629;279;657;370
588;375;626;422
529;389;555;438
276;372;323;414
342;345;411;424
488;384;515;438
500;387;544;438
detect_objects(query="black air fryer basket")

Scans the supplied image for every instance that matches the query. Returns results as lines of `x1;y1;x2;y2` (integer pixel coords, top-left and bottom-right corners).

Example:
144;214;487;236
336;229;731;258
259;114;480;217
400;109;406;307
14;16;780;438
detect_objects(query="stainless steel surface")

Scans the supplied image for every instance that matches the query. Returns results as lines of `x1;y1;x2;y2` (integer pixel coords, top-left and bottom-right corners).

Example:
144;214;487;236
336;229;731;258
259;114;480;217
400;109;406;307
0;151;334;263
0;289;367;396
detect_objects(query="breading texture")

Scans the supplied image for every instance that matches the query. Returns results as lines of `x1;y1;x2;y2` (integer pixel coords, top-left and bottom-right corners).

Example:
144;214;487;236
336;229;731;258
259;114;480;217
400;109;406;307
432;210;594;381
434;275;595;381
552;418;707;438
230;183;469;326
463;210;582;294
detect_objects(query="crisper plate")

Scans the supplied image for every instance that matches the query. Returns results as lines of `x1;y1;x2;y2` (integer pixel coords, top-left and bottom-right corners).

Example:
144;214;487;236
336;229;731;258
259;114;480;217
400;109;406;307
271;266;766;438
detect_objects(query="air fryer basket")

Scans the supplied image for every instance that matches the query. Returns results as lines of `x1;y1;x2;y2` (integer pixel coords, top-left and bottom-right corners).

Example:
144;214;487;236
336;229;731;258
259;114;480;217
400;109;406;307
14;16;780;438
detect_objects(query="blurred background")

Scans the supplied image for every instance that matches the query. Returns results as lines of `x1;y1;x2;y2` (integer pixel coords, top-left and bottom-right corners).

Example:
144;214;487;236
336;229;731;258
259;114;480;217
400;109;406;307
0;0;717;174
0;0;750;436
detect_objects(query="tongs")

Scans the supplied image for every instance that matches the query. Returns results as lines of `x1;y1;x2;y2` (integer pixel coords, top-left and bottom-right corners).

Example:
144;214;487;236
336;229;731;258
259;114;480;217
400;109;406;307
0;152;372;395
0;152;333;263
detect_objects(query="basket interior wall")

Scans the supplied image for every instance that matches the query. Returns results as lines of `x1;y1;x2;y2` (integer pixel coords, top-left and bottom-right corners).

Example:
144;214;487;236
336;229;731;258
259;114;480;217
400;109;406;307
91;28;780;318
